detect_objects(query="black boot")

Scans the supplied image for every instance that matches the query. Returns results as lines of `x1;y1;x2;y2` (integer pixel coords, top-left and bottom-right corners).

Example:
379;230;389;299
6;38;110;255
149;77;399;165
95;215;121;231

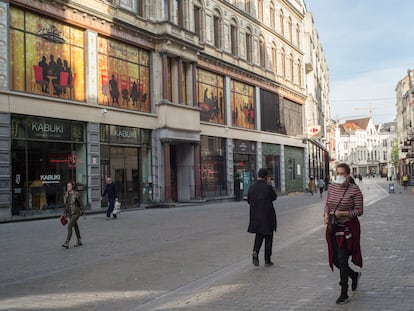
252;251;259;266
336;285;349;305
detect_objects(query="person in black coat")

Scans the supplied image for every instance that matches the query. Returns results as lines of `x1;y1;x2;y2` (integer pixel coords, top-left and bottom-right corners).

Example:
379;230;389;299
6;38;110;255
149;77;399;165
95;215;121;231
101;177;118;220
247;168;277;267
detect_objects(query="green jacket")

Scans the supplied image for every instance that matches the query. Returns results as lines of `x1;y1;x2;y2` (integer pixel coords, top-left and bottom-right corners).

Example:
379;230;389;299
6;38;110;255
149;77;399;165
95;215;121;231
64;190;83;216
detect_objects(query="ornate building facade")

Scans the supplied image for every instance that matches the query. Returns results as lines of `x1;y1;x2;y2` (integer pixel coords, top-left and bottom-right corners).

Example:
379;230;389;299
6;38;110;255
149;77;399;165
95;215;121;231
0;0;329;221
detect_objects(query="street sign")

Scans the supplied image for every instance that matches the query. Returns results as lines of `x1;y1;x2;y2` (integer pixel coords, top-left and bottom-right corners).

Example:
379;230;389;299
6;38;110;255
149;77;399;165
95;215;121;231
308;125;321;138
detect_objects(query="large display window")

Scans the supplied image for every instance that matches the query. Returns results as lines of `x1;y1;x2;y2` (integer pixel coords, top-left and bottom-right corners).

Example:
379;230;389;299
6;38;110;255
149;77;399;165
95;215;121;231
197;69;225;124
231;80;255;129
200;136;227;197
10;7;85;101
11;115;87;216
98;37;151;112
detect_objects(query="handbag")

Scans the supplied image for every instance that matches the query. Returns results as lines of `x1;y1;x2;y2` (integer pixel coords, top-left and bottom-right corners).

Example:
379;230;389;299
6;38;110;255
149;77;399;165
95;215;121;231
327;213;337;234
60;214;68;226
327;185;349;234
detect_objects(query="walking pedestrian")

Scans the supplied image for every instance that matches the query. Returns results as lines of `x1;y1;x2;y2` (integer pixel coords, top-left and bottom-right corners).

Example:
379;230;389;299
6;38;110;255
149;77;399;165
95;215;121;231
101;177;118;220
62;182;84;248
308;176;316;195
402;174;409;190
317;177;325;198
247;168;277;267
324;163;363;305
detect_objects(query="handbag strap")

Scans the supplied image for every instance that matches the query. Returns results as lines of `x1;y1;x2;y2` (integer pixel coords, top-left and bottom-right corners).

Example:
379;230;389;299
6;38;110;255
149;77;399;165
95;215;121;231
333;185;349;213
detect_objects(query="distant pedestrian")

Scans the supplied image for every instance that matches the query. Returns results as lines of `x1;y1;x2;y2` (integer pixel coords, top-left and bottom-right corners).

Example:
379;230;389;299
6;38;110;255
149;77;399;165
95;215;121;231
308;176;316;195
358;173;362;184
247;168;277;267
101;177;118;220
62;182;84;248
317;177;325;198
324;163;363;305
402;174;409;190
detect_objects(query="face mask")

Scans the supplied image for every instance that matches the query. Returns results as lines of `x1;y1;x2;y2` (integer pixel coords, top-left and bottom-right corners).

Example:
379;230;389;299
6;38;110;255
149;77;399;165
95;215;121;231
334;175;347;184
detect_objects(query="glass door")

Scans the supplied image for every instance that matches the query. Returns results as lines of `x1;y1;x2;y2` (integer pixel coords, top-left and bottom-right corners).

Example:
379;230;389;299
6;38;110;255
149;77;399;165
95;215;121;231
110;146;139;207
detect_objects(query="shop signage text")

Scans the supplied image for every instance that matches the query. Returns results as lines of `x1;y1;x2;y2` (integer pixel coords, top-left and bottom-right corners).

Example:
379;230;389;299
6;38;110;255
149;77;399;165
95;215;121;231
40;174;61;183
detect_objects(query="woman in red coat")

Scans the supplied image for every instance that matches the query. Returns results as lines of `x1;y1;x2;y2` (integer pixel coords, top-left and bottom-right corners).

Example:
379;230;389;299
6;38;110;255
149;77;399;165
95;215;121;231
247;168;277;267
324;163;363;305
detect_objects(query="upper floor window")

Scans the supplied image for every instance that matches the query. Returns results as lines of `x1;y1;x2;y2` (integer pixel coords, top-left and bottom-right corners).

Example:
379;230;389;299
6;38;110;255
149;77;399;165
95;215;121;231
296;23;300;47
245;29;253;63
279;9;284;36
172;0;184;27
230;19;238;57
258;0;264;22
213;12;222;49
259;36;266;68
245;0;252;15
281;48;286;78
194;5;202;38
271;44;277;73
120;0;143;16
270;2;275;30
288;17;293;42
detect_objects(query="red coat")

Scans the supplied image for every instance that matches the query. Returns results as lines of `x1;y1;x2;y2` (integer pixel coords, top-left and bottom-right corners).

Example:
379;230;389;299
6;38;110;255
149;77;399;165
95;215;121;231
326;217;362;270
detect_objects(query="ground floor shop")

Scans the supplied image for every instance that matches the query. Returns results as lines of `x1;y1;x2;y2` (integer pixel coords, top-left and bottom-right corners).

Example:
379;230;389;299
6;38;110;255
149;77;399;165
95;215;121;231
1;113;313;221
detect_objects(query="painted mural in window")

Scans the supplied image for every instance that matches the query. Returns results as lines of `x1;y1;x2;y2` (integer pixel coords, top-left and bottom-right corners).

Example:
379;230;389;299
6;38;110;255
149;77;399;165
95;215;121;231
231;80;255;129
98;37;150;112
197;69;225;124
9;7;85;101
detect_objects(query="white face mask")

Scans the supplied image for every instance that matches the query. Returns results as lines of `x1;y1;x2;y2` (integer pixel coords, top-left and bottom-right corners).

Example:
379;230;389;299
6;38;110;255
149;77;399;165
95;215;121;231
334;175;347;184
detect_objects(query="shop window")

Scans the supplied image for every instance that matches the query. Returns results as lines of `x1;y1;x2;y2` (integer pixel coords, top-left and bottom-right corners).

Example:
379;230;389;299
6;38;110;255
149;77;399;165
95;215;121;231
200;136;227;197
11;115;87;216
197;69;225;124
9;7;85;101
98;37;151;112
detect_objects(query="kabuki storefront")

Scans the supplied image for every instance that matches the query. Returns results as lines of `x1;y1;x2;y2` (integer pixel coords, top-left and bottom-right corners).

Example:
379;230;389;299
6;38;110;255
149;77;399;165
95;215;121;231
11;115;87;216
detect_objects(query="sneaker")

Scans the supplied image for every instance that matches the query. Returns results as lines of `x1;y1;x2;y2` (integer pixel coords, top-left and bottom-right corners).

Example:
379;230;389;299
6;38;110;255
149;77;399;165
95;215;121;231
74;241;82;247
265;261;274;267
106;217;110;220
113;214;117;219
336;294;349;305
61;241;69;249
352;272;361;291
252;251;259;266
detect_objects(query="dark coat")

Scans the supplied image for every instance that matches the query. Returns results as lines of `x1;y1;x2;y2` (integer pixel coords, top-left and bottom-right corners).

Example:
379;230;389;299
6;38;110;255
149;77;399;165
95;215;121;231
102;182;117;203
247;180;277;235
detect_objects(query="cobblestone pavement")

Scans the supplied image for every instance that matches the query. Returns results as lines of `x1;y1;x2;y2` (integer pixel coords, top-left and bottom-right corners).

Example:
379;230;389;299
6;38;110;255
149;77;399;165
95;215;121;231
0;178;413;311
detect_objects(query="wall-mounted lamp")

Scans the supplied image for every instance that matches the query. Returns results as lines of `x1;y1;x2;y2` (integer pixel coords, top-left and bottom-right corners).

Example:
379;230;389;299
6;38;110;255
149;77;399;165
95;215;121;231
102;108;107;114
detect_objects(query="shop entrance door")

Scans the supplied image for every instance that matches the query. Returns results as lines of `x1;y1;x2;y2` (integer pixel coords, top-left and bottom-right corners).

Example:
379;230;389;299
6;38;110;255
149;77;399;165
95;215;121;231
110;147;139;207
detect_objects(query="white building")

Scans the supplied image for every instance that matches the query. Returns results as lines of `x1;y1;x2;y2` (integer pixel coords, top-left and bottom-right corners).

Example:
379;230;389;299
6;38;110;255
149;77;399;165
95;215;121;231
336;117;381;177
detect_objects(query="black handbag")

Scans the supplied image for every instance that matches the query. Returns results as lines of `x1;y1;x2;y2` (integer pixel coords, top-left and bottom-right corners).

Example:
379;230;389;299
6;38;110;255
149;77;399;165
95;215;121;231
327;186;349;234
327;213;337;234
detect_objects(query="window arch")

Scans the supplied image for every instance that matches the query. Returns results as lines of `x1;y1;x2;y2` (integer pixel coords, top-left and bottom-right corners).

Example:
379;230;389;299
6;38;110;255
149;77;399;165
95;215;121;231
213;9;222;49
245;27;253;63
259;35;266;68
230;18;239;57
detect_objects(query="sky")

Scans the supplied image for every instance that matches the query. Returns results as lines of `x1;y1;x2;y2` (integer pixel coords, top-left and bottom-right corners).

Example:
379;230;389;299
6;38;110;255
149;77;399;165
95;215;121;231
306;0;414;124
